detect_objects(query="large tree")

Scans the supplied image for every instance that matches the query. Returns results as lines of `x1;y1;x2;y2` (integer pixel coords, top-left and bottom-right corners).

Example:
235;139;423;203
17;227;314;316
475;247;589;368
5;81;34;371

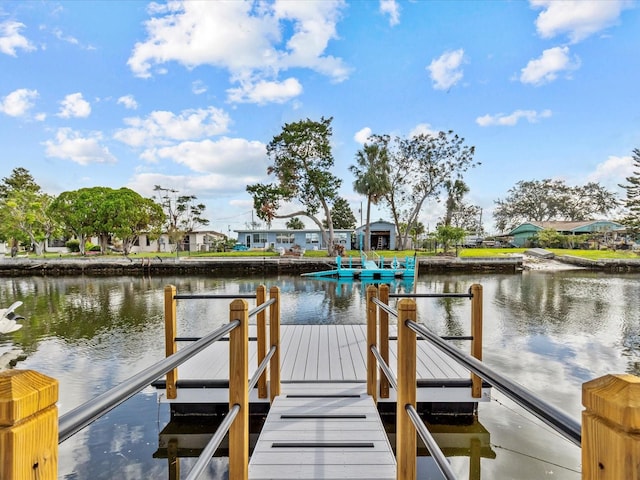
349;139;391;250
0;168;58;255
383;130;477;249
98;188;165;255
246;117;342;255
443;179;469;227
154;186;209;252
493;179;619;232
48;187;107;255
326;197;357;230
619;148;640;234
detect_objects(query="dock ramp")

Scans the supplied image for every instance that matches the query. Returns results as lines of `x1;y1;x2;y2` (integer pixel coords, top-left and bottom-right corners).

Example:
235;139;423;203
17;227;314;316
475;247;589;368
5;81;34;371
249;383;395;479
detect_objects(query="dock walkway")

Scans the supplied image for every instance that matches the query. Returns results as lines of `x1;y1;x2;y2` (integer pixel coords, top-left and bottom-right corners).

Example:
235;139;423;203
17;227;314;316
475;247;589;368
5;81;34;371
155;324;490;406
249;383;395;479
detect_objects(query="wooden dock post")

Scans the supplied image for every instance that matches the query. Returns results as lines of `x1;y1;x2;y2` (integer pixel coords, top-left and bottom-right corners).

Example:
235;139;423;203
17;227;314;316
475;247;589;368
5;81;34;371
269;286;281;402
582;373;640;480
0;370;59;480
470;283;483;398
229;299;249;480
164;285;178;399
379;283;390;399
396;299;417;480
256;285;267;399
366;285;378;402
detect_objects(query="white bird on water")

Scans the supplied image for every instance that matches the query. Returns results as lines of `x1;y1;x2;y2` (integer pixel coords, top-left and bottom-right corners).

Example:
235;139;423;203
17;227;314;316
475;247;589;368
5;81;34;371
0;301;24;334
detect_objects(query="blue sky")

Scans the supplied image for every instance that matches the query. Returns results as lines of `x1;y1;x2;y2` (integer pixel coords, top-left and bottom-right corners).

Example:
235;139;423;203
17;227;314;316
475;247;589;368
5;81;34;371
1;0;638;235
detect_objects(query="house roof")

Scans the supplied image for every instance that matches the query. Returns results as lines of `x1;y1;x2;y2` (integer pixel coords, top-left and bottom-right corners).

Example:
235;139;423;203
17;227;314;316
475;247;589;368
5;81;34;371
509;220;625;235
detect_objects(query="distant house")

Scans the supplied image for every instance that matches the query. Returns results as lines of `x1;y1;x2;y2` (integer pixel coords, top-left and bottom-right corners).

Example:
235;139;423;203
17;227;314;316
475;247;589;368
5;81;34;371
354;220;397;250
132;230;227;253
509;220;626;247
234;228;353;252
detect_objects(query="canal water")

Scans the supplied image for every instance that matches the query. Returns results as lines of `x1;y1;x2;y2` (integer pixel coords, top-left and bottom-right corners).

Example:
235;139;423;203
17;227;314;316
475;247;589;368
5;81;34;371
1;270;638;479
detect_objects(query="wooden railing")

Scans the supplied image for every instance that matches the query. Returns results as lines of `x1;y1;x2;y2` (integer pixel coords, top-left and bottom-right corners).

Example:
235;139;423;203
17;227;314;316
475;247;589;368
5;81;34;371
365;282;640;480
0;285;281;480
366;283;484;402
161;285;281;479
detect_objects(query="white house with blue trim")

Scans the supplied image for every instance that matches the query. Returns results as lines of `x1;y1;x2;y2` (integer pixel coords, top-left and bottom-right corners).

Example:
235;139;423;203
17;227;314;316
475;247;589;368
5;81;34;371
234;228;353;252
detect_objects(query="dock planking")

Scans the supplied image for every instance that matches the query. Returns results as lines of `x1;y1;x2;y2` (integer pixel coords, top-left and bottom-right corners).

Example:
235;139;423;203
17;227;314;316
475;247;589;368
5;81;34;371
249;383;395;480
154;324;491;405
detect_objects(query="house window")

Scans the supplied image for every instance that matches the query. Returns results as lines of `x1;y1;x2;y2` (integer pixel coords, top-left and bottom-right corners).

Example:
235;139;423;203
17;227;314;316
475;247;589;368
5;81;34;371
276;233;295;244
335;232;347;244
252;233;267;244
305;233;320;244
48;237;67;248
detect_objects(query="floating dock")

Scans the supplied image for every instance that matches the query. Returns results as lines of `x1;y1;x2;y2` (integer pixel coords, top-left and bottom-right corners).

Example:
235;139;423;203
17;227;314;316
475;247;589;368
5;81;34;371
153;324;490;412
301;254;415;279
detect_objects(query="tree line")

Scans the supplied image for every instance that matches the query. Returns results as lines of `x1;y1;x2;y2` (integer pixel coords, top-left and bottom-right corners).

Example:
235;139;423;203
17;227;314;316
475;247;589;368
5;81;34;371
0;168;209;256
246;117;639;253
2;119;638;256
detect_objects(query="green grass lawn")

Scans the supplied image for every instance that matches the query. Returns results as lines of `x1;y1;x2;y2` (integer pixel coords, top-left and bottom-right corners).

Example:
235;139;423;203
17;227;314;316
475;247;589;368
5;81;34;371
15;247;640;261
458;247;639;260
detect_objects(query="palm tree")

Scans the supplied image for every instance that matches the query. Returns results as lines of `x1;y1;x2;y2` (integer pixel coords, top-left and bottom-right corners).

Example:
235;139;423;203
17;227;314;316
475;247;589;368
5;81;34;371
349;141;391;250
443;179;469;227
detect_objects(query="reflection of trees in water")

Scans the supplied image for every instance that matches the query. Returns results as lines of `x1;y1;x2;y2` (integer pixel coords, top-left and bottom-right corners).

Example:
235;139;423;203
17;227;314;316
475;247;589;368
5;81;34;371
0;276;168;353
493;272;617;336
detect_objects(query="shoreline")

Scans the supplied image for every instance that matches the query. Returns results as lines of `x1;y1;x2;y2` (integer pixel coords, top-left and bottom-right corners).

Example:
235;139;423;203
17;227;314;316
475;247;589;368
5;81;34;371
0;253;638;276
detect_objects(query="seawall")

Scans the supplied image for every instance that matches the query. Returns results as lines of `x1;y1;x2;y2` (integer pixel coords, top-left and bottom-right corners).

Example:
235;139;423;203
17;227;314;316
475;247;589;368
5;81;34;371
0;255;524;277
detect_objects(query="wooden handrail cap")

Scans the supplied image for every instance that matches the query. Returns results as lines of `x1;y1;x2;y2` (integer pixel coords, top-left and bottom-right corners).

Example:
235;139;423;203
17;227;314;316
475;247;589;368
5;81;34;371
583;373;640;431
0;369;58;426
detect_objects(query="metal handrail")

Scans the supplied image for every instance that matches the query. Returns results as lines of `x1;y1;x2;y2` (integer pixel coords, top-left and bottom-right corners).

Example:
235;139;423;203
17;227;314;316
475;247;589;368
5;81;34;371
248;297;276;318
390;292;472;299
371;296;396;317
249;345;276;391
405;319;581;446
58;319;240;443
185;403;240;480
406;405;457;480
174;294;257;299
370;345;397;390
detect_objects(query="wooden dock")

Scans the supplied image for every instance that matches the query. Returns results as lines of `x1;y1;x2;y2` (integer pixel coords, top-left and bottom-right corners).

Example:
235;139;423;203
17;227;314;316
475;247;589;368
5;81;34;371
153;324;490;407
249;383;395;479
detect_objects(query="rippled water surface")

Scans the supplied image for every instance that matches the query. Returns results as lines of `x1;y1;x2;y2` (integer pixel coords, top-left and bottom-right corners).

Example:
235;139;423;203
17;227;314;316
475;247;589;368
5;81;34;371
1;270;638;479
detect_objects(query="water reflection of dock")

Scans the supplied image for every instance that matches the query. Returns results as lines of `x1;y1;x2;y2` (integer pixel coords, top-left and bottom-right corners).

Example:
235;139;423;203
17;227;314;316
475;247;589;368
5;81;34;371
155;414;494;479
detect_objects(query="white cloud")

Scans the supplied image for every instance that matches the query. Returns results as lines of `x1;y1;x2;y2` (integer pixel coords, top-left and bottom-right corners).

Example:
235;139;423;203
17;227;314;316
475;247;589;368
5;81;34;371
531;0;632;43
409;123;437;137
128;171;264;198
0;88;38;117
379;0;400;26
520;46;580;86
354;127;372;145
114;107;231;150
127;1;349;104
155;137;267;174
0;20;35;56
427;49;465;91
192;80;207;95
57;92;91;118
117;95;138;110
43;128;116;165
476;109;552;127
227;77;303;104
586;154;636;191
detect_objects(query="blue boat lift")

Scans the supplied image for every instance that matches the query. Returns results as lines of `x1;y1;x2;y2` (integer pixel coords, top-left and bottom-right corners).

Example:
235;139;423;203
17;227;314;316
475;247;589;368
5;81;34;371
302;252;416;279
